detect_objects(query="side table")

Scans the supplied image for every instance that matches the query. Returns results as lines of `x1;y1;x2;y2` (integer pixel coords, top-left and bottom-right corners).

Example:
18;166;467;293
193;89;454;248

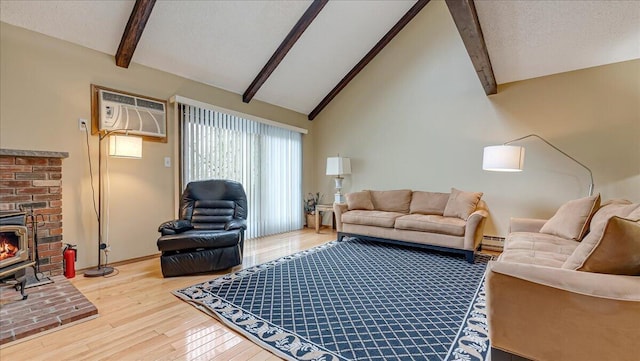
315;204;335;233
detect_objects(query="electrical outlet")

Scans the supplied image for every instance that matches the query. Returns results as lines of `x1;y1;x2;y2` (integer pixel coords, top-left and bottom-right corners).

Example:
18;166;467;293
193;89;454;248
164;157;171;167
78;118;88;131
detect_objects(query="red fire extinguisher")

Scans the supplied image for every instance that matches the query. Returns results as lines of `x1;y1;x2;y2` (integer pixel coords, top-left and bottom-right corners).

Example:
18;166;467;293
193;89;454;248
63;244;77;279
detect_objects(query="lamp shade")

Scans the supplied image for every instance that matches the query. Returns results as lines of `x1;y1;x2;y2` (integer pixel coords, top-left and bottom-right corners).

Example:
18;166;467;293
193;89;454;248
326;157;351;176
482;145;524;172
109;135;142;159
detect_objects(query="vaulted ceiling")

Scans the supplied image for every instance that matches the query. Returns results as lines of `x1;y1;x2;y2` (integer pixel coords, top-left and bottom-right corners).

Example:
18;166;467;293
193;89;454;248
2;0;639;120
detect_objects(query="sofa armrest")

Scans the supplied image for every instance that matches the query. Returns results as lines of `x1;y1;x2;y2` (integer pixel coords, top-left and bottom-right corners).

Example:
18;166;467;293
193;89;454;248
333;203;348;232
486;261;640;361
509;217;547;233
463;209;488;250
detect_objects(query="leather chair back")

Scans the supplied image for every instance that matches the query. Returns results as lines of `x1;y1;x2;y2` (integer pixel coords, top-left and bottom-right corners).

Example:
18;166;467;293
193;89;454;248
180;179;247;230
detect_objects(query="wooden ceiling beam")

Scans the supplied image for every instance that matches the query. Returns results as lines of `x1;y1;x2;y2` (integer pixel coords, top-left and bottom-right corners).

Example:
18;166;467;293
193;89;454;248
308;0;430;121
115;0;156;68
243;0;329;103
445;0;496;95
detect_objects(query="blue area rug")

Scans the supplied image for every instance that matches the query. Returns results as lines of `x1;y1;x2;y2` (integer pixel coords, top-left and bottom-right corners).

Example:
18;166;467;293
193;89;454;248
174;238;491;361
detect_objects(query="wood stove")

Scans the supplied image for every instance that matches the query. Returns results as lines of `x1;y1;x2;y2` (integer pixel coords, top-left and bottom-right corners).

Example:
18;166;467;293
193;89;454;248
0;225;29;268
0;212;35;299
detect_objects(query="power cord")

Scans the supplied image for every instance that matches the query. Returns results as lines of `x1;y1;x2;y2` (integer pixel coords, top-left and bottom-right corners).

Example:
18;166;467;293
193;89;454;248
83;125;99;223
103;251;119;278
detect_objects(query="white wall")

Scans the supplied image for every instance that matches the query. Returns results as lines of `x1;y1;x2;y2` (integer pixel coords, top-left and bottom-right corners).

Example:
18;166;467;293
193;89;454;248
313;1;640;236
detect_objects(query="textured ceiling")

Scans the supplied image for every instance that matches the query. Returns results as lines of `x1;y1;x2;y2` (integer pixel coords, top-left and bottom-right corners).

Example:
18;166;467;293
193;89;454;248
1;0;639;115
475;0;640;84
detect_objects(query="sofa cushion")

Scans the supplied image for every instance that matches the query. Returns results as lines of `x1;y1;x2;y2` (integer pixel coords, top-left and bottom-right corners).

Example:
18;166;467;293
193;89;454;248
501;232;578;268
443;188;483;220
505;231;580;257
346;191;374;210
563;216;640;275
498;249;573;268
540;194;601;241
341;210;405;228
409;191;449;215
395;214;466;236
369;189;412;213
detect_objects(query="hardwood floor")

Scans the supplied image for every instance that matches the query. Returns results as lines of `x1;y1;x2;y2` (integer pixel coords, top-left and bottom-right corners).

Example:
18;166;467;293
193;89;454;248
0;228;336;361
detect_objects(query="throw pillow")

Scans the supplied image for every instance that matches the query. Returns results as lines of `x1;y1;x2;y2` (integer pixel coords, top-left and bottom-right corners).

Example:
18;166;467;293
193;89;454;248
540;194;601;241
443;188;483;220
410;191;450;215
346;191;374;210
574;216;640;275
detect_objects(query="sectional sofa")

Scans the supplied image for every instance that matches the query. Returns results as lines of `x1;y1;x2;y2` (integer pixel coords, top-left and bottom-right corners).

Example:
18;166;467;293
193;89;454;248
486;195;640;361
333;188;488;262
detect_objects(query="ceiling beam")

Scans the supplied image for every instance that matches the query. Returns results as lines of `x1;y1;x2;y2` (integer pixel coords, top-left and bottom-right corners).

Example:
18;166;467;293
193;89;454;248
115;0;156;68
445;0;496;95
243;0;329;103
308;0;431;121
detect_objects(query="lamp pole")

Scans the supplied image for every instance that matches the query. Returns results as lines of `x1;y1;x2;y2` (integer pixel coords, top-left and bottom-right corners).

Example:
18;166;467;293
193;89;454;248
85;129;136;277
504;134;594;196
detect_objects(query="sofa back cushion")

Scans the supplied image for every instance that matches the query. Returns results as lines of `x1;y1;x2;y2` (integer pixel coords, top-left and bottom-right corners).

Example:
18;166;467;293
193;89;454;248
563;216;640;275
369;189;412;213
627;206;640;221
443;188;483;220
562;201;639;270
540;194;600;241
346;191;375;210
409;191;449;215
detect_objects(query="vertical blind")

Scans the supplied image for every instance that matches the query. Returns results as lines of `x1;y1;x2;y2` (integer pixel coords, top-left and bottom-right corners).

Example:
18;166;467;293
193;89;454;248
179;104;303;239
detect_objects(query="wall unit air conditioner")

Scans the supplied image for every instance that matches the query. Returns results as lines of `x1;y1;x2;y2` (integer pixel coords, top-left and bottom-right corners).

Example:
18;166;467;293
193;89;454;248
97;89;167;139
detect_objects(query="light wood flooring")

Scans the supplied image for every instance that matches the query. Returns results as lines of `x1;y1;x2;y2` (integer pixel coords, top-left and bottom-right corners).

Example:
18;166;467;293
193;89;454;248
0;228;336;361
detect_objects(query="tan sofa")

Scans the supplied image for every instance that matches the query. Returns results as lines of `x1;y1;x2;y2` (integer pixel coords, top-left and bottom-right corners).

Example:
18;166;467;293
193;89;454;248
333;188;488;262
486;195;640;361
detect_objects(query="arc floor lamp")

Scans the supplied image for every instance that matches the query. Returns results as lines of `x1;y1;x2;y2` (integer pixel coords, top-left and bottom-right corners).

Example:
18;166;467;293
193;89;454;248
84;131;142;277
483;134;594;196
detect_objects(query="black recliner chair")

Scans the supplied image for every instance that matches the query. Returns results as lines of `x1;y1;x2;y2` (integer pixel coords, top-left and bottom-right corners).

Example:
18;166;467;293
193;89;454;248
157;179;247;277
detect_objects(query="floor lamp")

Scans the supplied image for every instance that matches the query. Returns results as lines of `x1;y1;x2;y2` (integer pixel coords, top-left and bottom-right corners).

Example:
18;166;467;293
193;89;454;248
85;131;142;277
482;134;594;196
326;156;351;203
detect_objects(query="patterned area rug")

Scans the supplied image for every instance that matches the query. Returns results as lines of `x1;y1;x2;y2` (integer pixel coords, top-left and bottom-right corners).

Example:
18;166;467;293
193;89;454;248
174;239;490;361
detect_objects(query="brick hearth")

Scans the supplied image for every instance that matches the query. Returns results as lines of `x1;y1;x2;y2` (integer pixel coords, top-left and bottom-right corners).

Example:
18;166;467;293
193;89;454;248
0;149;69;276
0;275;98;345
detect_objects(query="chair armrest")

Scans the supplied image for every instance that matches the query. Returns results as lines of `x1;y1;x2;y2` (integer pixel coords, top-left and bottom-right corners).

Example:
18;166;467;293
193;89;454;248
333;203;348;231
509;217;547;233
463;209;488;250
486;261;640;361
225;219;247;231
158;219;193;235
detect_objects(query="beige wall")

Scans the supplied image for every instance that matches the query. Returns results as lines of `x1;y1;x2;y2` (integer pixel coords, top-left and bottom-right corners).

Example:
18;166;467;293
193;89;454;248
0;22;314;269
313;0;640;236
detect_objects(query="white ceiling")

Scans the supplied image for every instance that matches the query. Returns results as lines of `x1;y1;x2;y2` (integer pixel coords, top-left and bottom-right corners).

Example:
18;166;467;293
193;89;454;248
475;0;640;84
1;0;639;115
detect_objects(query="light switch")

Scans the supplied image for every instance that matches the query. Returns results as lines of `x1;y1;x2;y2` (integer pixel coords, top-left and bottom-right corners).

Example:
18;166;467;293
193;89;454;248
164;157;171;167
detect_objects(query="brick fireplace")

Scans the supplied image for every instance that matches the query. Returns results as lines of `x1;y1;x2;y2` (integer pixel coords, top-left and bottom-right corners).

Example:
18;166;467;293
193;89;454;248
0;149;69;276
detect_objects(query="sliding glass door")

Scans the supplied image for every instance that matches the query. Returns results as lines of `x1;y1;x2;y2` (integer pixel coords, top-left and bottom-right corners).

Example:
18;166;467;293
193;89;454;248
179;104;303;239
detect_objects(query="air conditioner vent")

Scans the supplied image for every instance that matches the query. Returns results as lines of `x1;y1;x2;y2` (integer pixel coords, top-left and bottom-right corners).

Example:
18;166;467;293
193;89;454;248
98;89;166;139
